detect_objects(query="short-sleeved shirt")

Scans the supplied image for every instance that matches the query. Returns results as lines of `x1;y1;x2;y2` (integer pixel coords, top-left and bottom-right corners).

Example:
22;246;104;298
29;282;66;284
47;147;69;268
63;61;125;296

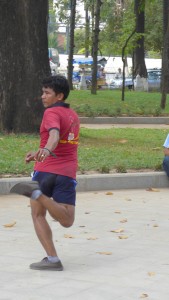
34;102;80;179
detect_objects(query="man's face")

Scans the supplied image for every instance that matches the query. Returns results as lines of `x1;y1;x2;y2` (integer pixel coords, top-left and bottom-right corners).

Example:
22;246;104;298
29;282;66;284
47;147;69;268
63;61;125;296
41;87;63;108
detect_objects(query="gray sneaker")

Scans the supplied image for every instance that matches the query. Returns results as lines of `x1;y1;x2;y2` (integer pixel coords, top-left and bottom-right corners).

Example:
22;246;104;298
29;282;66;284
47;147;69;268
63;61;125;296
30;257;63;271
10;181;40;198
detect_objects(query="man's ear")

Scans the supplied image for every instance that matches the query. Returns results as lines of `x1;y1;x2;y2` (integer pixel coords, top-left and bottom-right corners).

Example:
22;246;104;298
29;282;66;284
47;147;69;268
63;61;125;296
57;92;64;101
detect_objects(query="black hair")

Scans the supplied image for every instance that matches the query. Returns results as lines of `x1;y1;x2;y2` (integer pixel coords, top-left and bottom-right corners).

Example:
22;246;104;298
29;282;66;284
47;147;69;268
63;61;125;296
42;75;70;100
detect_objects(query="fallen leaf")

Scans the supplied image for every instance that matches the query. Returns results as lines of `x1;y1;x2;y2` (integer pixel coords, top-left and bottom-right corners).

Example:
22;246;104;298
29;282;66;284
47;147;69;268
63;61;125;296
120;218;128;223
105;192;113;195
148;272;156;276
140;293;148;298
146;187;160;192
110;228;124;233
97;251;112;255
153;224;159;227
152;147;161;150
125;198;132;201
114;210;121;214
118;235;128;239
64;234;75;239
87;237;98;240
118;139;128;144
3;221;16;228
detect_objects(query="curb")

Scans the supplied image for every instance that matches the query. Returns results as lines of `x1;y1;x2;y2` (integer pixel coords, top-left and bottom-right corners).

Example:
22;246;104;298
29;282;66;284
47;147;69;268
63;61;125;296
0;172;168;195
79;117;169;125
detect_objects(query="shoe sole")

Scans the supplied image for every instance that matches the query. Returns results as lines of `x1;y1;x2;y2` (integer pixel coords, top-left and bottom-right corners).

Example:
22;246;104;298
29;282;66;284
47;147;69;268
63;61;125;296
10;181;39;198
30;265;63;271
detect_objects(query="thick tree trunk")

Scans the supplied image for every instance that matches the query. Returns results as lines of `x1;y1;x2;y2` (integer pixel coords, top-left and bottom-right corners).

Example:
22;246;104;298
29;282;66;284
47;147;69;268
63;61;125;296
133;0;147;79
0;0;50;132
91;0;102;95
67;0;76;90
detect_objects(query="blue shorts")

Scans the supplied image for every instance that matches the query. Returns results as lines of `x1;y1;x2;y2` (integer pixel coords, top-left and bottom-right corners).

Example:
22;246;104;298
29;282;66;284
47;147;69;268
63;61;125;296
32;171;77;206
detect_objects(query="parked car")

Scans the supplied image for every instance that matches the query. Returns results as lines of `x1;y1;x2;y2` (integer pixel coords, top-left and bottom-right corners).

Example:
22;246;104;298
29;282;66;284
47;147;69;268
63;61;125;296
109;77;133;90
109;69;161;91
147;69;161;91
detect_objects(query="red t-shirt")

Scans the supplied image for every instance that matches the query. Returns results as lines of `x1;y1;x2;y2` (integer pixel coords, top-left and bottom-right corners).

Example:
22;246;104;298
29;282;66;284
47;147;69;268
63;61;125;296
34;103;80;179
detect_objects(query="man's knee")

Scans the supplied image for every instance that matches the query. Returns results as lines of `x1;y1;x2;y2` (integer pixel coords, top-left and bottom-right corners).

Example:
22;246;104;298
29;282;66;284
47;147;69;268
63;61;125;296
60;217;74;228
30;200;46;220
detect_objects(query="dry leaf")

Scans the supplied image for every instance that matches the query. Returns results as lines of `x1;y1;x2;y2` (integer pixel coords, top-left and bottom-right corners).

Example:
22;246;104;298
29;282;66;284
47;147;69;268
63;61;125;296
118;235;128;239
64;234;75;239
152;147;161;151
87;237;98;240
140;293;148;298
148;272;156;276
120;218;128;223
114;210;121;214
146;187;160;192
153;224;159;227
110;228;124;233
97;251;112;255
3;221;16;228
105;192;113;195
118;139;128;144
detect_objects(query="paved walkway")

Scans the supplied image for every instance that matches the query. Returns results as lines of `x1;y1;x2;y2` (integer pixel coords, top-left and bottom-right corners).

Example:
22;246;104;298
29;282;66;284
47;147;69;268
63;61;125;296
1;189;169;300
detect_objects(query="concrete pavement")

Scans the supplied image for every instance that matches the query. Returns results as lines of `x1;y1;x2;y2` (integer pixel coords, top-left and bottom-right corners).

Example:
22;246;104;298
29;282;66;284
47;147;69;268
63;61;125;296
1;189;169;300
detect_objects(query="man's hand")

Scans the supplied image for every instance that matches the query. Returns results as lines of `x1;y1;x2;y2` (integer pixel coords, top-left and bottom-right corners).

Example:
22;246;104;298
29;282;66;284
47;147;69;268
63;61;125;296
164;147;169;156
25;151;36;163
34;148;50;162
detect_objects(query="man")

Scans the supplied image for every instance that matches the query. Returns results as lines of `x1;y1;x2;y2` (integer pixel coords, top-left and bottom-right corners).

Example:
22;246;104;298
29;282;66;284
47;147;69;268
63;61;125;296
11;75;80;271
163;148;169;177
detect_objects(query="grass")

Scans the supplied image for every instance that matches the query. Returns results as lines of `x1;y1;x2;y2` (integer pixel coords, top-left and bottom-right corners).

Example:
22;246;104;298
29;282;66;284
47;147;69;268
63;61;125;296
1;90;168;176
0;127;167;176
68;90;169;117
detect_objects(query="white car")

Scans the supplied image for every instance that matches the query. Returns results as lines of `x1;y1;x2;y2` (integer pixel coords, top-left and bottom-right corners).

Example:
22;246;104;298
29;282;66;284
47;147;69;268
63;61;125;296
109;77;133;90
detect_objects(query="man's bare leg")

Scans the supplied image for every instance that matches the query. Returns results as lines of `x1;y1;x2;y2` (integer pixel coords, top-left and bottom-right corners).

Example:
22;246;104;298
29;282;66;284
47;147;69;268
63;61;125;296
30;199;57;256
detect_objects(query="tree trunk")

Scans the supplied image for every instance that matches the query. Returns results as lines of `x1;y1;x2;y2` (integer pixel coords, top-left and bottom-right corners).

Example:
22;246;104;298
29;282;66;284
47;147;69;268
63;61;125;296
85;5;90;57
0;0;50;132
91;0;102;95
133;0;147;79
161;0;169;109
121;28;136;101
67;0;76;90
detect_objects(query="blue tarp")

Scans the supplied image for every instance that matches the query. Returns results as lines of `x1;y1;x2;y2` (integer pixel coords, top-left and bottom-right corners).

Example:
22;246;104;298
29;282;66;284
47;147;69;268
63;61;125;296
73;57;93;65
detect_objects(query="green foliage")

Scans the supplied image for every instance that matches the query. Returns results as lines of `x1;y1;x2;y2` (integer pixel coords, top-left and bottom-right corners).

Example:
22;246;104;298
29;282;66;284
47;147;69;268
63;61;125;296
98;0;162;56
74;28;86;54
115;165;127;173
145;0;163;53
48;0;58;48
48;32;58;48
